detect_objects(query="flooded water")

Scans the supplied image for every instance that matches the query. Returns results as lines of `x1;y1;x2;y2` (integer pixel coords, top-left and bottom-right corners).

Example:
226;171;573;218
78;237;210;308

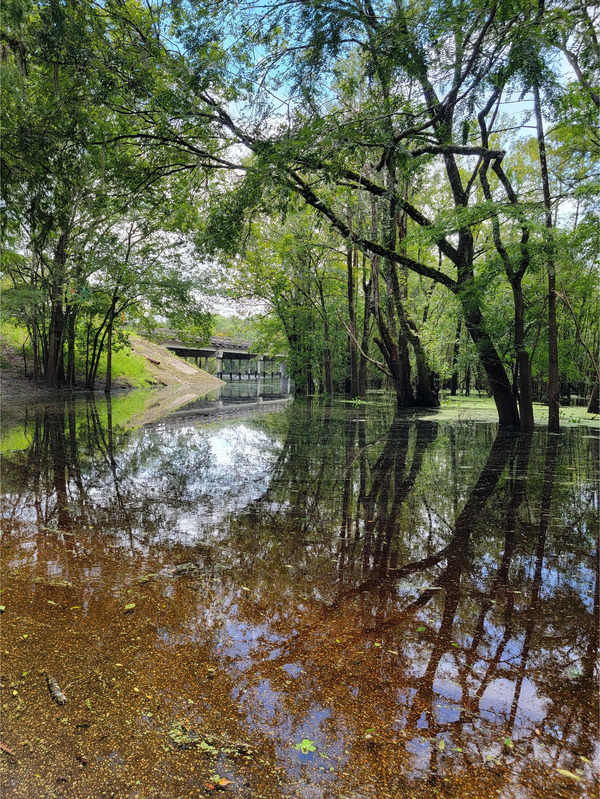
1;390;598;799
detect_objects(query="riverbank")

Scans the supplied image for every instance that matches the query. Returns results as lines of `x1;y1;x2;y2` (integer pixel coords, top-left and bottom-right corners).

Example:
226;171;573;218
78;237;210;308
0;334;224;404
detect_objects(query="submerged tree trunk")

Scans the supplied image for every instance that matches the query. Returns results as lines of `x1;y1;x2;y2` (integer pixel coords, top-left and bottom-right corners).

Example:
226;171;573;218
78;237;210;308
66;308;76;388
318;282;334;394
44;232;69;388
461;301;519;426
358;264;371;397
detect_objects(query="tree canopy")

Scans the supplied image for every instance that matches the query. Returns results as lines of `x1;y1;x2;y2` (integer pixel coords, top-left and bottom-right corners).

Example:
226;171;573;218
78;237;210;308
1;0;598;422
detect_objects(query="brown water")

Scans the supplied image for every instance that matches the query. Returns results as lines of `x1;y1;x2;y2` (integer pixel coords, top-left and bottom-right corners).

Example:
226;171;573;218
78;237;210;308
1;392;598;799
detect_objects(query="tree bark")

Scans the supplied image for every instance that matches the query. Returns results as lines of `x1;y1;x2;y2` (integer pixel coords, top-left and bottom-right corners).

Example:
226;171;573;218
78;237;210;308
44;232;69;388
347;243;359;397
511;281;535;428
105;318;113;394
588;383;599;414
66;309;76;388
460;300;519;425
534;85;560;432
450;317;461;396
358;262;371;397
317;281;334;393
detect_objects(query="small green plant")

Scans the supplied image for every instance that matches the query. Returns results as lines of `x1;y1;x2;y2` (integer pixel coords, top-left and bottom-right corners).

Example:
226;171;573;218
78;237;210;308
294;738;317;753
168;724;197;746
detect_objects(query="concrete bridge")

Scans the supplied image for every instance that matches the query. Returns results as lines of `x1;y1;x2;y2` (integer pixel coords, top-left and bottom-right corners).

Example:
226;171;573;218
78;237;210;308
155;331;286;380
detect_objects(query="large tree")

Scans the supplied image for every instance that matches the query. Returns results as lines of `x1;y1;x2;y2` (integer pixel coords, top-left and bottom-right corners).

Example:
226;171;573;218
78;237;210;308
129;0;585;424
1;0;211;388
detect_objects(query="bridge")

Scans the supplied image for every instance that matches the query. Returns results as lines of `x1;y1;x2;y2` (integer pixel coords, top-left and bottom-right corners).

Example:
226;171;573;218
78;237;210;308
155;330;286;380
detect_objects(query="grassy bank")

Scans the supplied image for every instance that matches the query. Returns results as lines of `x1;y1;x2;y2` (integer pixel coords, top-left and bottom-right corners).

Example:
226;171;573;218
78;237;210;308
1;321;153;392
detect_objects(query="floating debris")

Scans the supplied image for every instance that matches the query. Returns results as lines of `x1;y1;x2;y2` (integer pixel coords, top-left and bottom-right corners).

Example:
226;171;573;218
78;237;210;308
47;674;67;705
171;562;204;577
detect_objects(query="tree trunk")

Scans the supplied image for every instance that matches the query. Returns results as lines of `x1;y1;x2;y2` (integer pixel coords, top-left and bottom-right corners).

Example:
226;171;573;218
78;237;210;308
44;232;70;388
358;266;371;396
389;197;438;407
105;318;113;394
45;289;64;388
413;338;439;407
461;301;519;426
588;383;599;414
31;322;41;382
534;85;560;432
66;309;76;388
317;282;334;394
511;280;535;429
347;243;359;397
450;317;461;396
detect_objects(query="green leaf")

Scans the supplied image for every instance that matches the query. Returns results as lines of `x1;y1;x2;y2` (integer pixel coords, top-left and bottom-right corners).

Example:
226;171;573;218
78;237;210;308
295;738;317;753
416;626;426;632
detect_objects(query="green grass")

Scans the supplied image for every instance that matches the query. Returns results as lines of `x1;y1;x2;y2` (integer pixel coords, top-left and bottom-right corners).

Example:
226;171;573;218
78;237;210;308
437;395;599;428
0;320;29;349
91;342;152;388
1;321;152;388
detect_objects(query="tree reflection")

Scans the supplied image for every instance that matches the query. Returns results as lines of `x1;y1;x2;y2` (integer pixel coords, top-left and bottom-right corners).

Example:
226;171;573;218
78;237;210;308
1;398;597;798
220;410;598;797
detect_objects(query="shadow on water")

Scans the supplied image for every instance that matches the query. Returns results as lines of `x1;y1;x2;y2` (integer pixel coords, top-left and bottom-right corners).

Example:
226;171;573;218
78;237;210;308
0;394;598;798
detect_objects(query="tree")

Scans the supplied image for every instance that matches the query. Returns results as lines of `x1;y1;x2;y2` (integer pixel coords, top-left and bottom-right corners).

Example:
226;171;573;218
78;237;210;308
4;0;594;421
1;0;211;389
209;209;349;394
136;0;545;423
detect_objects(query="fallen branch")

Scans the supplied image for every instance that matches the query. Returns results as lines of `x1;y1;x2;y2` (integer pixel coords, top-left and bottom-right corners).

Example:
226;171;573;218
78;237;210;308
337;311;390;375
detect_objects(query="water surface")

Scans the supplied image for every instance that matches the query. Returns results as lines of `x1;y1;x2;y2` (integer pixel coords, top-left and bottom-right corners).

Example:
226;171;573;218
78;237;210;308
1;393;598;799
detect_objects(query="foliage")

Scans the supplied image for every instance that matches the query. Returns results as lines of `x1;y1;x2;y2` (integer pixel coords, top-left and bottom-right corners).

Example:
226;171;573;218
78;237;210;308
0;0;212;390
294;738;317;753
1;0;597;424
